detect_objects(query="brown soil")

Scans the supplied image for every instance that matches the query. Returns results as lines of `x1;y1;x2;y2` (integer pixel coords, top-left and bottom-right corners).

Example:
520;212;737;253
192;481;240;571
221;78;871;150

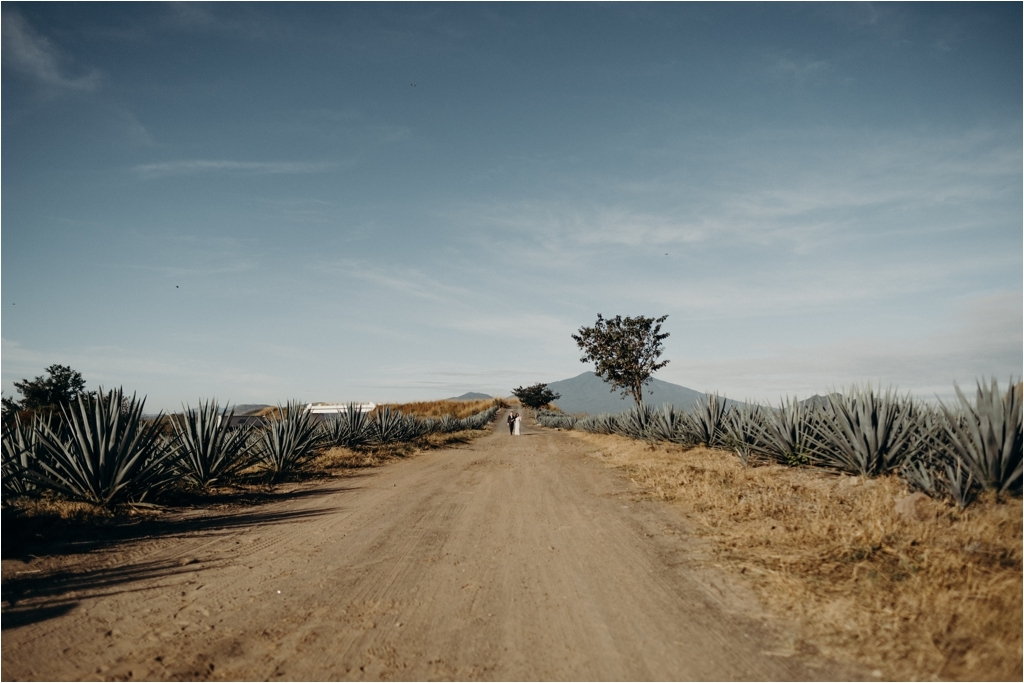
2;415;862;681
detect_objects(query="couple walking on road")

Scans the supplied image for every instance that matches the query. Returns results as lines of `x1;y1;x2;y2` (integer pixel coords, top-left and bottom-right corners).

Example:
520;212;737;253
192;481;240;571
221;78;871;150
506;410;521;436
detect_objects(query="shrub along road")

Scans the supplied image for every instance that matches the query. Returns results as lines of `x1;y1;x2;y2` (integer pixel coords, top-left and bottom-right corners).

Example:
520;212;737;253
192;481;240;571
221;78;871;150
2;414;860;680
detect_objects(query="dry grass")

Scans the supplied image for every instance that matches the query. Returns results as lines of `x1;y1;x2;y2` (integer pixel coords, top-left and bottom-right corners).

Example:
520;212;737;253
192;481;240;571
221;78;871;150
310;429;489;471
3;496;118;521
564;431;1022;681
374;398;505;419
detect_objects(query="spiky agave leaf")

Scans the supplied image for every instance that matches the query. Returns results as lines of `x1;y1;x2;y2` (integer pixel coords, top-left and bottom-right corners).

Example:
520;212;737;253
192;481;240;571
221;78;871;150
811;386;916;476
648;405;686;443
257;401;322;477
322;404;371;448
579;413;617;434
402;413;432;438
615;404;658;440
723;403;764;466
369;407;410;444
462;407;498;430
897;402;981;507
1;413;52;498
939;378;1022;494
171;400;255;488
537;411;577;430
420;417;440;434
753;397;820;466
683;394;728;447
438;414;461;433
28;388;181;506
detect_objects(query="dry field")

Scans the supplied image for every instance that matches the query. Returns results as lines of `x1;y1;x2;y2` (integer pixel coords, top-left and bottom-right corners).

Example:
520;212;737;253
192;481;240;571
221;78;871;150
309;429;492;469
374;398;507;420
561;430;1022;681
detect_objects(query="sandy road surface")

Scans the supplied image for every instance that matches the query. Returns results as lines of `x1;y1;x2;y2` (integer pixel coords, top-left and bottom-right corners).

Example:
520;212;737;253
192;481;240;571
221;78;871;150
2;415;857;681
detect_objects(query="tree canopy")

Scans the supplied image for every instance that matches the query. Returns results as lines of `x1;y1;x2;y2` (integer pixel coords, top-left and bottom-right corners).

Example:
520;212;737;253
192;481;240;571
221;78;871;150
572;314;670;407
2;364;90;418
512;383;561;410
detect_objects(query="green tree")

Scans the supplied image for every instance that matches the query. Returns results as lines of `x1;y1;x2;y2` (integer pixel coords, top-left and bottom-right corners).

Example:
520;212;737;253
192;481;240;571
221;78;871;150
2;364;90;418
572;314;670;408
512;383;561;410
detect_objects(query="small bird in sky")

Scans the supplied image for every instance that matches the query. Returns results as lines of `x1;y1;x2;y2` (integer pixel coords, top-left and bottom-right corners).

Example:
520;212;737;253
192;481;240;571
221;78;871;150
176;285;179;288
410;83;416;86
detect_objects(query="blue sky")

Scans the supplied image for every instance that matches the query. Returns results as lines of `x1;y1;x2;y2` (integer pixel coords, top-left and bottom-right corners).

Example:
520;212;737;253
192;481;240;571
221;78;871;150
2;2;1021;411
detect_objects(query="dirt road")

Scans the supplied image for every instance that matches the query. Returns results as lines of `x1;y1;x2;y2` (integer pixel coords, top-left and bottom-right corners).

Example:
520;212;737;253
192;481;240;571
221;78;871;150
2;415;857;681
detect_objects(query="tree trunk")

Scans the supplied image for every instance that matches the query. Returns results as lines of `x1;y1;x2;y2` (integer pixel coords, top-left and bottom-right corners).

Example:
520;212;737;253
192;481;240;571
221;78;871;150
632;383;644;408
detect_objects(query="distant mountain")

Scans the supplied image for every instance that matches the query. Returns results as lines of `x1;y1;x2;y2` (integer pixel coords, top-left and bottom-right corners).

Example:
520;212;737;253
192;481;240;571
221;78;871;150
446;392;493;401
799;393;842;408
546;372;740;415
230;404;273;416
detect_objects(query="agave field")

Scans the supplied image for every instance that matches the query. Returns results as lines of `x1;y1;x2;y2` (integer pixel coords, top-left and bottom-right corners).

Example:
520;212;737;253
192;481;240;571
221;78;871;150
537;379;1022;508
1;389;499;507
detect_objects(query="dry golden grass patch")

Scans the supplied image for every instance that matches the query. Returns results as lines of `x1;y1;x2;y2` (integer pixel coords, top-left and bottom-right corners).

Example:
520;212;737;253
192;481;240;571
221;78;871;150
375;398;504;419
4;497;118;521
564;431;1022;681
310;429;489;471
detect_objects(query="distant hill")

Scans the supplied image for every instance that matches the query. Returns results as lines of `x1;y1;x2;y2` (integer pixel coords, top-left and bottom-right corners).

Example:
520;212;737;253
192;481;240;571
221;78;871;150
547;372;740;415
799;393;842;408
230;404;273;416
446;392;493;401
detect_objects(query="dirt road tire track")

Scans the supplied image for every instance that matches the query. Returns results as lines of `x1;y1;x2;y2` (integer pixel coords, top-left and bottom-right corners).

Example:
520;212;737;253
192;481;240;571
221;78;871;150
2;415;860;680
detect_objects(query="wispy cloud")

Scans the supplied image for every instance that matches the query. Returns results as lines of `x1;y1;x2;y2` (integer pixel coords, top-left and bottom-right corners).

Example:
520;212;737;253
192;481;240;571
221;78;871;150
320;260;478;305
450;125;1020;258
770;54;831;82
667;292;1023;402
378;125;412;142
1;11;100;91
133;159;349;177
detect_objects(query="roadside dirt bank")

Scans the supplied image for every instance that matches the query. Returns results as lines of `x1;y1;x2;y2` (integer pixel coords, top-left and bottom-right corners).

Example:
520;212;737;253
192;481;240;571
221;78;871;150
2;415;862;681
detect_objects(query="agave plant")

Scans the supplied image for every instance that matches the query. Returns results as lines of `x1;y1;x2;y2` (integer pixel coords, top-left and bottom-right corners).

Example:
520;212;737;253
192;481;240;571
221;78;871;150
683;394;729;447
171;400;256;489
648;406;687;443
537;411;577;430
402;413;432;438
28;388;181;506
322;404;372;448
939;378;1022;495
810;387;916;476
577;413;617;434
753;397;820;466
614;404;658;440
902;442;980;508
369;407;411;445
438;414;462;433
723;403;764;466
257;401;323;477
1;414;49;498
465;406;499;429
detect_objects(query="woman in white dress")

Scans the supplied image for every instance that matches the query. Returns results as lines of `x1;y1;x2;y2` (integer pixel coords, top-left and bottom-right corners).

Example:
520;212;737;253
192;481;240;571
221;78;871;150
513;412;521;436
